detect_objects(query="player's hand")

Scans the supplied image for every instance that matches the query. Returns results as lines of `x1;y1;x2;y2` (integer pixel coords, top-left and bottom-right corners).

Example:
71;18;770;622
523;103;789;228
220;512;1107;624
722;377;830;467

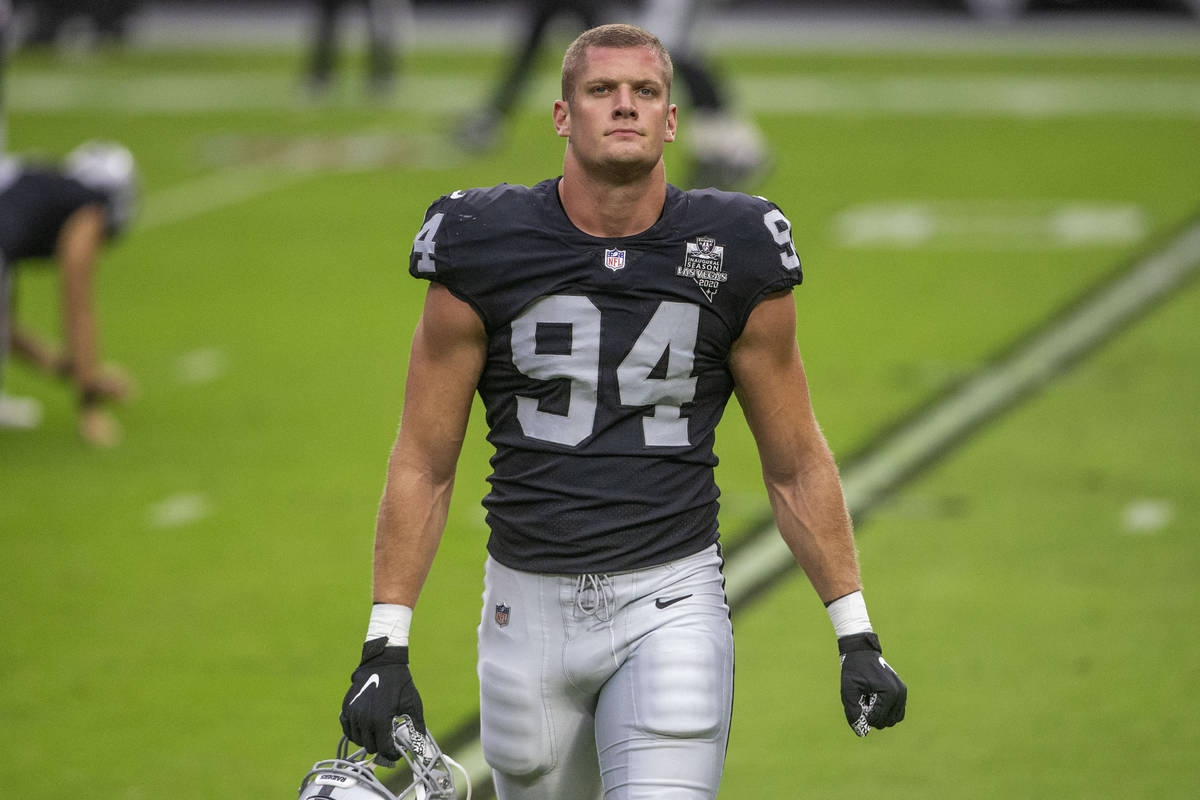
79;406;122;447
838;632;906;736
340;638;425;761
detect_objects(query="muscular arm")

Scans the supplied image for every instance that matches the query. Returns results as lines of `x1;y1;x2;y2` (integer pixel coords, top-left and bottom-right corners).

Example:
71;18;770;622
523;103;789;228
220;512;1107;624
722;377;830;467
730;291;861;604
733;292;908;735
372;283;487;608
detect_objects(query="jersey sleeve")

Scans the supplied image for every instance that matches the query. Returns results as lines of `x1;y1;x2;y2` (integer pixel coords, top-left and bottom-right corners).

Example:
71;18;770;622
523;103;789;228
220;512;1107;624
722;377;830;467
408;193;455;280
406;189;490;326
407;183;556;333
746;195;803;324
703;191;804;339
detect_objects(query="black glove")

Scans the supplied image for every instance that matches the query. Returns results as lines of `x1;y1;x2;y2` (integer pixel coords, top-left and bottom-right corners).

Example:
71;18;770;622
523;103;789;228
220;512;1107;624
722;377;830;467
339;637;425;760
838;632;906;737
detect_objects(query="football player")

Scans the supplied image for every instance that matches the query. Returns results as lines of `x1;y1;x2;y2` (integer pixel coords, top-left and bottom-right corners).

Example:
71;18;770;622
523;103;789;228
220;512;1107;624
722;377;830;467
339;24;906;799
638;0;769;189
0;141;137;446
304;0;410;99
454;0;605;152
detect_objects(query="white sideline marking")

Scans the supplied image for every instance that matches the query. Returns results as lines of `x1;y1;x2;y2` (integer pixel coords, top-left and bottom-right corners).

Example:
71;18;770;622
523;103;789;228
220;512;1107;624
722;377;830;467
9;72;1200;118
199;130;466;172
723;218;1200;608
147;493;211;529
834;201;1148;250
739;74;1200;118
135;168;310;232
0;394;44;429
175;348;227;385
71;5;1200;58
1122;499;1174;534
135;129;461;234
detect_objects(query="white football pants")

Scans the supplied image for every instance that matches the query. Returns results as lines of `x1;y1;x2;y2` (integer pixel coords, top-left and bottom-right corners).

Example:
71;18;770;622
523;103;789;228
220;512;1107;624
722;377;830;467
477;544;734;800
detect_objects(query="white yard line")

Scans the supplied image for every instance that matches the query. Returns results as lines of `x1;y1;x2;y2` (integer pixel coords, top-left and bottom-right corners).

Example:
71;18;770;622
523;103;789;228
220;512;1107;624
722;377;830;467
8;72;1200;117
739;74;1200;117
834;200;1149;250
135;128;462;233
146;492;211;528
135;166;311;232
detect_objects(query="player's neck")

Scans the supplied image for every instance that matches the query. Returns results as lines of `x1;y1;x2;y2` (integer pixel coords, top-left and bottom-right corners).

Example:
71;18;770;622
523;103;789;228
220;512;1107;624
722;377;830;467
558;158;667;238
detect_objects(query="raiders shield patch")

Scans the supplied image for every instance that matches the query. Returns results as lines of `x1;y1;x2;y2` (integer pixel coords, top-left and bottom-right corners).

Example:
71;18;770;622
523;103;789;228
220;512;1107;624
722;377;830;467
676;235;728;301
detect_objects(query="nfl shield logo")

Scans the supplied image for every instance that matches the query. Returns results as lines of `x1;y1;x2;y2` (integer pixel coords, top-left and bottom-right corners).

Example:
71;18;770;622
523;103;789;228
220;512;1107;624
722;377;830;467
604;248;626;272
495;603;511;627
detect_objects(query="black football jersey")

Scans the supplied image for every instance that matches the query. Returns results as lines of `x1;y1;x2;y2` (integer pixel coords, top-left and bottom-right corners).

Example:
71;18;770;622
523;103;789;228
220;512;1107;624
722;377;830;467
0;159;106;265
408;178;802;574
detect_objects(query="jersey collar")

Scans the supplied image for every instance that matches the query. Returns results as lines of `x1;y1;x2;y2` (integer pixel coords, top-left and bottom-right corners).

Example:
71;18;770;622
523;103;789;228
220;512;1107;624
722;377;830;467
543;177;686;244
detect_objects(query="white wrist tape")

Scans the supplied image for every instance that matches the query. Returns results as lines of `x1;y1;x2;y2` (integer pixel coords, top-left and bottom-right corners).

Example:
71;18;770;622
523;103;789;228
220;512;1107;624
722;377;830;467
827;590;873;638
366;603;413;647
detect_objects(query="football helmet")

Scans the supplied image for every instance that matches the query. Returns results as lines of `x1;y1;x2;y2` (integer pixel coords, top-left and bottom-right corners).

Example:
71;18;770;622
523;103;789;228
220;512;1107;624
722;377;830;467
299;716;470;800
64;140;139;237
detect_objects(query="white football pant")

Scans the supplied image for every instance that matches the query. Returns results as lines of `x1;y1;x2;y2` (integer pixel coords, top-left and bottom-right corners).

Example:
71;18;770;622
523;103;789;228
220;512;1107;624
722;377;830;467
477;544;734;799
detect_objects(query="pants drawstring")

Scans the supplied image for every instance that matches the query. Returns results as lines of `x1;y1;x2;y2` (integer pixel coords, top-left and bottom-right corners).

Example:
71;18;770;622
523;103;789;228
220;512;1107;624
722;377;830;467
574;573;615;622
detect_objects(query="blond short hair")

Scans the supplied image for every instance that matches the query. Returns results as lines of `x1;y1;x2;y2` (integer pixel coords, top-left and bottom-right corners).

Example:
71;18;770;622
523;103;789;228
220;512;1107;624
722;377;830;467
560;24;674;104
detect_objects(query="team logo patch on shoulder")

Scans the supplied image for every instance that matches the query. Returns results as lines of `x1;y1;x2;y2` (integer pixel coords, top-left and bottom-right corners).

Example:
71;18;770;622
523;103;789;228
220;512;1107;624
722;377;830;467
495;603;511;627
604;248;627;272
676;235;728;301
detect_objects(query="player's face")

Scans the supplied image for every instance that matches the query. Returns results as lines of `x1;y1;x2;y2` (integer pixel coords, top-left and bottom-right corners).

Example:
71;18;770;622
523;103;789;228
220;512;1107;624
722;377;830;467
555;46;677;180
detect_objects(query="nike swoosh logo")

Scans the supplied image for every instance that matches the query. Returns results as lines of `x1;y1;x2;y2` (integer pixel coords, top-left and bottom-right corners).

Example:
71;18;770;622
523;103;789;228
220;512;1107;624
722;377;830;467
655;594;693;609
350;673;380;705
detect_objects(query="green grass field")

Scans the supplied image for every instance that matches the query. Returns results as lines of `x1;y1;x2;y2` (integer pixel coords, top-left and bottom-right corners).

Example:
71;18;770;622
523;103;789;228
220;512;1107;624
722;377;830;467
2;20;1198;798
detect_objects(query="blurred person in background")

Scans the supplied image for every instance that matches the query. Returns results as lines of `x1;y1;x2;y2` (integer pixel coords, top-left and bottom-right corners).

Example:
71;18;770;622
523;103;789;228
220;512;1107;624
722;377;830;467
0;141;138;446
639;0;768;189
2;0;9;149
339;23;905;798
15;0;140;48
456;0;605;152
305;0;411;99
457;0;766;190
1;0;23;427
